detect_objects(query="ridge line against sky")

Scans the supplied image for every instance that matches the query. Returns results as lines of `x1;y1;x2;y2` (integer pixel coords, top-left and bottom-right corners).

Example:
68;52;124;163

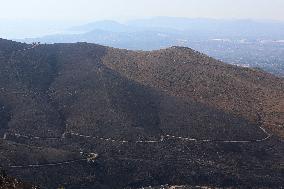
0;0;284;22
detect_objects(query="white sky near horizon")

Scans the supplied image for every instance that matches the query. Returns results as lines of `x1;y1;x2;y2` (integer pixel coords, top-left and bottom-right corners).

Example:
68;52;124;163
0;0;284;22
0;0;283;39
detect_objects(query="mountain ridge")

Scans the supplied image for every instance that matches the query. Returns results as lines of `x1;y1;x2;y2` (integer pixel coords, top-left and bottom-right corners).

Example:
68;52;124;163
18;17;284;77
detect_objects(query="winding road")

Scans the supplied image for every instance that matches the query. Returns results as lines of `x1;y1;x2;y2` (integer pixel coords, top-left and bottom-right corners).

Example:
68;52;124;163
7;158;87;169
2;125;272;169
4;124;272;145
4;152;98;169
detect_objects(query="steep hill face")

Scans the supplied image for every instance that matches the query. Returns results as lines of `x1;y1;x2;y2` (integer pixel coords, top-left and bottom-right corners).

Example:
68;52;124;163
1;39;282;140
0;41;160;139
0;39;283;188
102;47;284;137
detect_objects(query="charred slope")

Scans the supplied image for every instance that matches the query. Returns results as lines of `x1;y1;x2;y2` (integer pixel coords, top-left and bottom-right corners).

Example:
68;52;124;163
0;41;162;139
0;39;276;140
0;39;283;188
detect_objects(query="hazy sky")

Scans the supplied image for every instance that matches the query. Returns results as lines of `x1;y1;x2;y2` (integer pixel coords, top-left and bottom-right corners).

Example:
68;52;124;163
0;0;284;22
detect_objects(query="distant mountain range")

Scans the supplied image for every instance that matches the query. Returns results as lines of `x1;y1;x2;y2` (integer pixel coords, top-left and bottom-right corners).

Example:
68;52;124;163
18;17;284;77
22;18;284;45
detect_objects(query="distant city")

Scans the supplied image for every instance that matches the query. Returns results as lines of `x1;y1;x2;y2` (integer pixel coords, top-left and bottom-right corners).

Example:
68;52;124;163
16;18;284;77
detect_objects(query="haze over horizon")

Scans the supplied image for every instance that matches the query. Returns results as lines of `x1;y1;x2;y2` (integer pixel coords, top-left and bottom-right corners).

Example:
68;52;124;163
0;0;284;38
1;0;284;21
